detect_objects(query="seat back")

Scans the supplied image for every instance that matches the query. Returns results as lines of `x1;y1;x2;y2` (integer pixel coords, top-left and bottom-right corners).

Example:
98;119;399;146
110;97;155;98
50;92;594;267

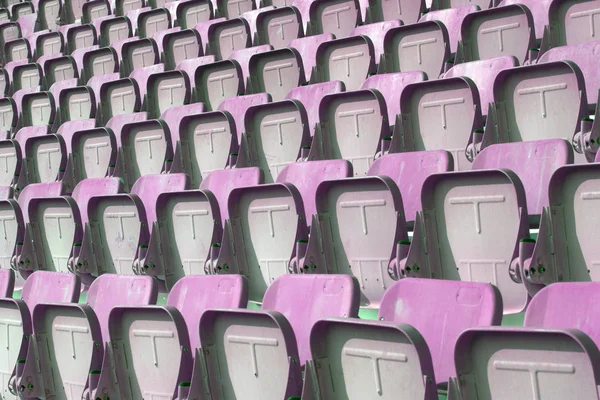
288;33;334;82
367;150;453;223
175;55;215;88
500;0;552;40
380;278;502;383
12;62;41;93
248;48;303;102
64;23;97;53
81;46;118;84
207;17;251;60
420;5;477;53
254;6;302;49
162;28;202;70
350;20;403;63
22;270;81;308
285;81;344;137
130;173;188;223
399;77;482;170
161;102;205;158
120;37;160;76
219;92;271;143
99;77;141;124
548;0;600;47
308;0;360;39
71;177;123;224
262;274;360;365
58;85;95;123
382;21;450;80
194;59;243;111
418;170;529;314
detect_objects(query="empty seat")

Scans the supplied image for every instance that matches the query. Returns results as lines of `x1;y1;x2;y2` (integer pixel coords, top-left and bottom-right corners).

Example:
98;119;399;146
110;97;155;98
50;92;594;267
166;0;213;29
196;308;302;399
161;102;205;170
306;318;438;400
253;6;302;49
500;0;552;42
11;62;42;93
199;166;262;222
120;37;159;76
145;69;191;119
81;0;111;23
401;170;529;314
207;17;251;60
217;0;255;19
308;0;360;39
380;278;502;384
262;274;360;364
367;150;453;224
194;58;243;111
94;15;132;47
366;0;424;25
5;38;31;64
161;28;202;70
420;5;477;54
136;8;172;38
98;76;142;124
311;89;390;175
350;19;403;63
303;176;408;306
276;159;352;224
43;54;78;88
548;0;600;47
285;80;344;137
247;47;304;101
31;31;63;59
229;44;272;86
472;140;573;222
516;164;600;295
460;4;536;64
239;99;310;182
314;35;375;91
381;21;451;80
81;46;118;83
130;63;164;103
487;61;589;162
63;23;97;53
444;56;518;116
396;77;483;170
289;33;333;82
0;271;80;399
194;17;226;54
175;54;215;87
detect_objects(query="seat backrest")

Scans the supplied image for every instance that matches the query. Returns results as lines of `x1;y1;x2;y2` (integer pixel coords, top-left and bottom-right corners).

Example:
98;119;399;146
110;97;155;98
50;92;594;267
399;77;482;170
58;85;95;125
87;274;158;342
137;8;172;38
247;47;303;102
12;62;41;92
199;167;262;222
230;44;272;86
538;42;600;108
18;181;65;223
380;278;502;384
71;177;123;224
315;35;375;91
460;4;535;65
22;270;81;309
175;55;215;88
472;140;573;217
285;81;344;137
492;61;587;162
207;17;251;60
146;69;190;119
218;92;271;144
130;63;165;103
548;0;600;47
420;5;477;53
161;102;205;153
194;59;243;111
162;28;202;70
129;173;188;223
308;0;360;39
167;275;248;351
44;55;78;88
262;274;360;365
120;37;160;75
99;77;141;123
500;0;552;40
350;20;403;63
382;21;450;80
64;23;97;53
444;56;517;115
288;33;333;82
367;150;453;223
418;169;529;314
253;6;302;50
276;159;352;223
82;46;118;84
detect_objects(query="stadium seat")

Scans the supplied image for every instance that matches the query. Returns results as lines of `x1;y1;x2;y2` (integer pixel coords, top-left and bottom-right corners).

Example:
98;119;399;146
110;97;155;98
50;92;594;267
207;17;251;60
120;37;159;76
145;69;191;118
175;54;214;88
193;58;243;111
399;170;529;315
161;28;202;70
276;159;353;225
252;6;302;49
288;33;333;82
97;76;142;124
247;47;304;101
229;44;272;87
165;0;213;29
129;63;164;103
365;0;424;25
63;23;97;54
307;0;360;39
421;5;477;55
350;20;402;66
500;0;552;42
0;271;80;399
548;0;600;47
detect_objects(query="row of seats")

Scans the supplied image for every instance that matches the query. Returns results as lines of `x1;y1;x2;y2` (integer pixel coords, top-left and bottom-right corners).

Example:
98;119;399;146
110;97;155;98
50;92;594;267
1;270;598;399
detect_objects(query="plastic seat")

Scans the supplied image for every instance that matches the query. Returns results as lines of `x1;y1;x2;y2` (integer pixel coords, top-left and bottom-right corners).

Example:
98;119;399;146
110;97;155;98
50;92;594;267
57;84;95;124
310;89;390;175
306;318;438;400
194;17;226;54
81;0;111;23
36;0;60;31
500;0;552;42
548;0;600;47
239;99;310;183
0;271;80;399
175;54;215;88
381;21;450;80
42;54;78;87
460;4;535;64
444;56;518;116
262;274;360;364
420;5;477;54
4;38;31;64
81;46;118;84
31;31;63;59
145;69;191;119
193;58;243;111
361;70;426;130
120;37;159;76
216;0;255;19
379;278;502;384
247;47;303;101
199;167;262;222
303;176;408;306
130;65;165;108
161;28;202;70
367;150;453;224
285;81;344;137
94;15;132;47
396;77;483;170
288;33;333;82
98;76;141;124
516;164;600;295
218;92;271;144
229;44;272;87
0;21;20;51
207;17;251;60
23;178;122;276
314;35;375;91
485;61;589;162
64;24;97;54
401;170;530;314
136;7;171;38
196;308;302;399
166;0;213;29
472;140;573;221
11;62;42;93
19;89;56;128
308;0;360;39
366;0;424;25
253;6;302;49
453;327;600;400
275;159;352;225
350;20;403;64
75;174;188;278
161;102;205;170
